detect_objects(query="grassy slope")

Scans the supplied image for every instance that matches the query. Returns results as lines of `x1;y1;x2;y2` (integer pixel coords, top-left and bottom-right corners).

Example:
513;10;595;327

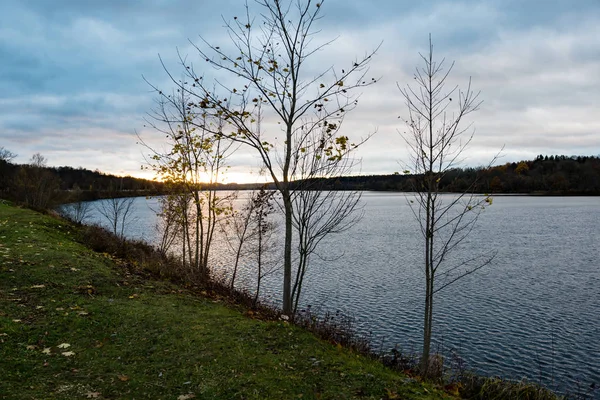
0;203;454;400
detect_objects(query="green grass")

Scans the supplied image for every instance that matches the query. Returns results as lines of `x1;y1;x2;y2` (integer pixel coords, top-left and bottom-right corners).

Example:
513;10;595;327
0;202;455;400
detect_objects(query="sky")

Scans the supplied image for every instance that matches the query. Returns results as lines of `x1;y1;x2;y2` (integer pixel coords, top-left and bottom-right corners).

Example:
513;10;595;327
1;0;599;183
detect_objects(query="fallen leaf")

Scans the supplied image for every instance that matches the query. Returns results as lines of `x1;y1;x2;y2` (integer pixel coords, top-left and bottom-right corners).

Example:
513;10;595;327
85;392;101;398
57;343;71;349
30;284;45;289
61;351;75;357
42;348;51;355
12;319;21;323
118;375;129;382
177;395;196;400
26;345;38;350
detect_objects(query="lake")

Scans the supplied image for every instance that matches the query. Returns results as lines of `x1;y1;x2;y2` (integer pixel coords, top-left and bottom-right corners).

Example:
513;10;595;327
85;193;600;396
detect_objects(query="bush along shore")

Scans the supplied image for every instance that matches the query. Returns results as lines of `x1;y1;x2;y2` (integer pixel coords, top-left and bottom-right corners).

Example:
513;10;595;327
0;201;567;399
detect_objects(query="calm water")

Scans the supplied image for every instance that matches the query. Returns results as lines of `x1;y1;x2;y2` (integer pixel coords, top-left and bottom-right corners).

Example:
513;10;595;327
86;193;600;395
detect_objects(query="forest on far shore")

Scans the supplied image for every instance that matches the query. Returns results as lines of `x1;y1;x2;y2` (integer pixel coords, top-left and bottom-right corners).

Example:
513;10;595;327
0;153;599;210
300;154;600;195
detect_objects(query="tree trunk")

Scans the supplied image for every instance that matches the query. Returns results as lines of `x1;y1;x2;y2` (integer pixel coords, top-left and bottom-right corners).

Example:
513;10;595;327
254;215;263;308
231;242;243;290
421;269;434;375
194;194;201;273
282;188;293;315
421;230;432;374
292;253;307;315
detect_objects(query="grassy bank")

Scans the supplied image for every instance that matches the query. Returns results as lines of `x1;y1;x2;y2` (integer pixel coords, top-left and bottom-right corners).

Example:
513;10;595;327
0;202;454;399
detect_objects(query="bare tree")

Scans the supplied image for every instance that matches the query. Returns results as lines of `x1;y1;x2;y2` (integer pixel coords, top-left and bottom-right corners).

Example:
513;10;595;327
219;187;279;302
248;187;278;306
96;195;136;241
289;125;364;314
0;147;17;162
59;200;91;225
30;153;46;168
155;0;379;315
398;37;499;375
57;185;92;224
221;192;256;291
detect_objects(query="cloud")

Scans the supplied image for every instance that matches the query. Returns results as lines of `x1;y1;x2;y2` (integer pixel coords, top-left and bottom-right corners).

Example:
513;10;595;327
1;0;599;181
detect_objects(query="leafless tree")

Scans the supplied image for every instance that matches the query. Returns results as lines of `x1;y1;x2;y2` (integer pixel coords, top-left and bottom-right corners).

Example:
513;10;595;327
96;195;136;241
59;199;92;225
219;187;279;302
0;147;17;162
398;37;499;376
155;0;379;315
221;192;256;291
248;187;279;306
289;125;364;314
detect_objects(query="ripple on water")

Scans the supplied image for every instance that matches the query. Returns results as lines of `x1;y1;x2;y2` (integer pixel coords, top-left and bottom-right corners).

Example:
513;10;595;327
86;194;600;396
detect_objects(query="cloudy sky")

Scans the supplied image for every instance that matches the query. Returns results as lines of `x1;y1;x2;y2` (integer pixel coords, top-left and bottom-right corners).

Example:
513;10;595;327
2;0;599;183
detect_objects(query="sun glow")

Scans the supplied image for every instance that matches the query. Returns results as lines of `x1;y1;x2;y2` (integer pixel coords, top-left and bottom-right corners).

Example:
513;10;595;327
127;168;268;185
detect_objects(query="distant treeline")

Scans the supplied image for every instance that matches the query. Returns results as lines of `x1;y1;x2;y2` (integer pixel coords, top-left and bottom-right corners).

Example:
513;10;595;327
0;157;268;209
0;160;166;209
290;155;600;195
1;154;599;210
